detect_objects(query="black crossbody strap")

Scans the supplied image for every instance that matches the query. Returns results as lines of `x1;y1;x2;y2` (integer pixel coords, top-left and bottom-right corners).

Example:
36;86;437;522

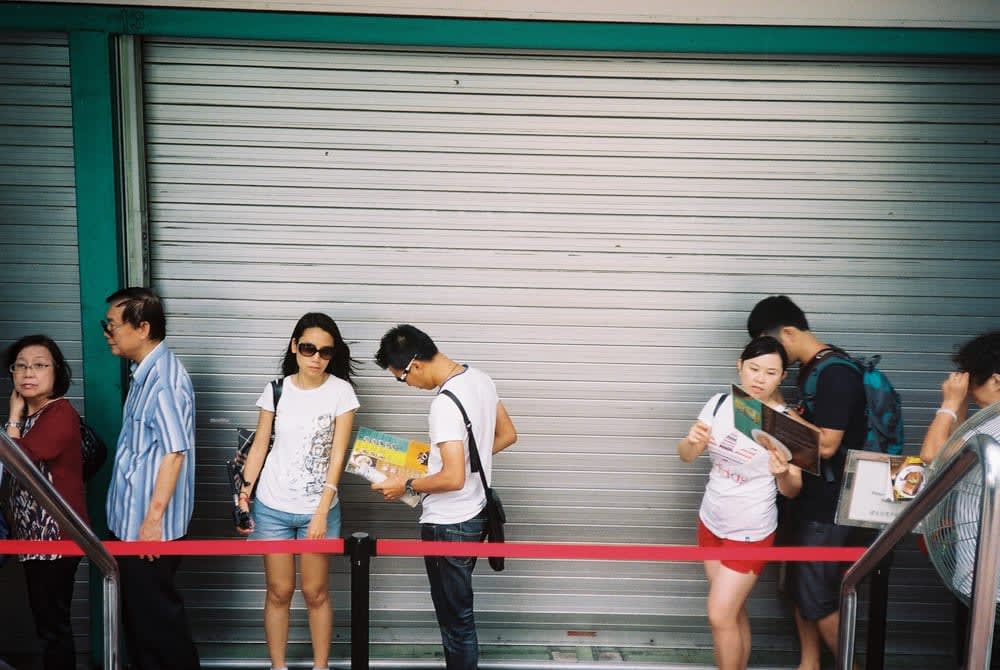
439;389;490;493
271;377;284;413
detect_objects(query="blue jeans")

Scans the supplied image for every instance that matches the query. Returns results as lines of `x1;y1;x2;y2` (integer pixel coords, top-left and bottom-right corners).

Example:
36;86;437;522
421;510;487;670
250;499;342;540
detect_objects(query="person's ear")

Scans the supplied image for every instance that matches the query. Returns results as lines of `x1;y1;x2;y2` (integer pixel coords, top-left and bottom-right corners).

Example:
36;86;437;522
136;320;152;340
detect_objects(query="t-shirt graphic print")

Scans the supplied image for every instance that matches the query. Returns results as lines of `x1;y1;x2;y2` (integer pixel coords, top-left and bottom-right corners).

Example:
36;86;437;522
254;375;360;514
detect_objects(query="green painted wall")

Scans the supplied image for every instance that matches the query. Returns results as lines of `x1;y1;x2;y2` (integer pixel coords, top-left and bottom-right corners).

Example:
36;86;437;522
68;30;122;668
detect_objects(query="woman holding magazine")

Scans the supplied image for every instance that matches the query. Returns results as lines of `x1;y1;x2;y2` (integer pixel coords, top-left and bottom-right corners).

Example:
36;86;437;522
677;335;803;670
235;312;358;670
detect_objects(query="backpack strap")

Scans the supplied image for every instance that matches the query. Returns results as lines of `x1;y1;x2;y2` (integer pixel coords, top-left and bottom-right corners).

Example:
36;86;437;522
712;393;729;418
798;349;860;483
271;377;284;412
439;389;490;494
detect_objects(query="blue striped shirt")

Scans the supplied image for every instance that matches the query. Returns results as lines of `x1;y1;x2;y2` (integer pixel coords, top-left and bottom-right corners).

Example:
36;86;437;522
106;341;196;541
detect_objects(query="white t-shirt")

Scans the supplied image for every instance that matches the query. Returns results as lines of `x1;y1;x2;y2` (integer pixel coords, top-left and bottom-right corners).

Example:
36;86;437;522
696;393;780;542
420;366;499;525
254;375;360;514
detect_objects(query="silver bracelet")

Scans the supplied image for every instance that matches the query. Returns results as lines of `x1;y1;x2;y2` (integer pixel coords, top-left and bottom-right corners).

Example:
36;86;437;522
4;421;23;431
323;482;338;493
935;407;958;422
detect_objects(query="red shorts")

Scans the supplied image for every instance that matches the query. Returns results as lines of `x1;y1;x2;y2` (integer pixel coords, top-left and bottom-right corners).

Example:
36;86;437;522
697;519;776;575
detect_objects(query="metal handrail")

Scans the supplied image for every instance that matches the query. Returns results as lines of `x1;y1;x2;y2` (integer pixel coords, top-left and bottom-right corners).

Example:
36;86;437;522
838;433;1000;669
0;430;119;670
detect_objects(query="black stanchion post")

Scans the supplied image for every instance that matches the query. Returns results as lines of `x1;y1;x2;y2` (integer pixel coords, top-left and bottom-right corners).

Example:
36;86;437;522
347;531;376;670
865;558;890;670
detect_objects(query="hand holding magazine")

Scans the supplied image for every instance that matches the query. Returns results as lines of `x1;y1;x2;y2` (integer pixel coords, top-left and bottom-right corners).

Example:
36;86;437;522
346;427;430;507
731;385;822;476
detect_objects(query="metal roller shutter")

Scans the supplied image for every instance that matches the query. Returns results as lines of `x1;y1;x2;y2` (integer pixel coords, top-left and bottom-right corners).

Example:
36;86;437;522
141;37;1000;663
0;31;89;661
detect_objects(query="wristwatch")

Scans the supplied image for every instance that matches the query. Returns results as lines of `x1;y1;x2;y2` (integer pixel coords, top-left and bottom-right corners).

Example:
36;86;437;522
405;478;417;498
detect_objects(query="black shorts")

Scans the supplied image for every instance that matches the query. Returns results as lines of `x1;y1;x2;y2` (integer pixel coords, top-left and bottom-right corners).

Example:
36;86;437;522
789;520;853;620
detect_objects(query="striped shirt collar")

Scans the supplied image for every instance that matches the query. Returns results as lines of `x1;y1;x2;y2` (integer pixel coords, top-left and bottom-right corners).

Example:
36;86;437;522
130;340;166;386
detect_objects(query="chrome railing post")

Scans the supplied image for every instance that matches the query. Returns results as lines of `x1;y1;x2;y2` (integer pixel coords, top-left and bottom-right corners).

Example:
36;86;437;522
0;431;119;670
966;434;1000;668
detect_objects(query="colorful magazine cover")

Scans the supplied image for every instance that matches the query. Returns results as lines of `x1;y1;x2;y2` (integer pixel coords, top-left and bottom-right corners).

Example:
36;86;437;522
346;427;430;507
731;384;822;476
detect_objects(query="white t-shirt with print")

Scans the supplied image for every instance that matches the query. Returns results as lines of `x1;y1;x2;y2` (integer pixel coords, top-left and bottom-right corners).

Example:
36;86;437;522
697;393;780;542
420;366;499;525
254;375;359;515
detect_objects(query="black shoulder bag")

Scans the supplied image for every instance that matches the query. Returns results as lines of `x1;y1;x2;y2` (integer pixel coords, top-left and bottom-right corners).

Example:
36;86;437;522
440;389;507;572
227;377;284;528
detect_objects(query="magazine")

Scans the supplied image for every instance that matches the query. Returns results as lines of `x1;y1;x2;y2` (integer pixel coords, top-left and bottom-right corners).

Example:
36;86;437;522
731;385;822;476
345;427;430;507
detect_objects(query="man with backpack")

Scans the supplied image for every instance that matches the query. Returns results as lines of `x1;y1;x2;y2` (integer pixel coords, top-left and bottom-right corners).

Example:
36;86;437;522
747;295;871;670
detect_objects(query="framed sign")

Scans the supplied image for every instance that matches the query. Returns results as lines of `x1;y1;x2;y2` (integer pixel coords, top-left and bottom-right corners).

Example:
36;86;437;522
835;450;926;530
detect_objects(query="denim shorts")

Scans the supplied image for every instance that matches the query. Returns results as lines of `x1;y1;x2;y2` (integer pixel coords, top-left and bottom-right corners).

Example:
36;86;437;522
250;499;342;540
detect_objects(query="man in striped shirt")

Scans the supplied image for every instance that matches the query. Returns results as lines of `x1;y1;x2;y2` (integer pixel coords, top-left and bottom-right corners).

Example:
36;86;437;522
104;287;199;669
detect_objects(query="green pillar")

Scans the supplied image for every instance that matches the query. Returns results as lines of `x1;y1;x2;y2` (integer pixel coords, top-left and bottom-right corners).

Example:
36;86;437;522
69;29;124;668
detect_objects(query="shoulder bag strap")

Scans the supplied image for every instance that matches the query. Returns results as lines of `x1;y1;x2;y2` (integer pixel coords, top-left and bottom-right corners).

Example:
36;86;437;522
439;389;490;493
712;393;729;417
271;377;284;413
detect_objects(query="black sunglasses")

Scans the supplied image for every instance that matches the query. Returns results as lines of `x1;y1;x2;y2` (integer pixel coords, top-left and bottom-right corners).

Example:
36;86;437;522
297;342;336;360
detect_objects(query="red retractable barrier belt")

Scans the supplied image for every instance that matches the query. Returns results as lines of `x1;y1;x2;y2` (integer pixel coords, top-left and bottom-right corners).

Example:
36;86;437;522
0;538;864;562
377;540;865;561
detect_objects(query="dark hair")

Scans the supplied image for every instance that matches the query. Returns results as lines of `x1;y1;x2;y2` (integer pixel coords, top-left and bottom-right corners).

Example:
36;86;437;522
374;324;439;371
953;331;1000;387
746;295;810;337
106;287;167;341
281;312;357;386
739;335;789;371
5;334;72;401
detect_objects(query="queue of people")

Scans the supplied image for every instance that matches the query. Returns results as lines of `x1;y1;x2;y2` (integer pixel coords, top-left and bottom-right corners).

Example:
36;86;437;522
2;287;998;670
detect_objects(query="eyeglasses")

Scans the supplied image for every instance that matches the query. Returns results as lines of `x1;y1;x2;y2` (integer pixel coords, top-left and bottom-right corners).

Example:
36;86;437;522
101;319;124;335
297;342;336;360
396;356;418;383
9;363;53;375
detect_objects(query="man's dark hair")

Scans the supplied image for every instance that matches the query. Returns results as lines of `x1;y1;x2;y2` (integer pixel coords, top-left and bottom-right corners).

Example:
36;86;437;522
374;324;439;371
746;295;810;337
954;331;1000;387
5;334;72;399
106;287;167;341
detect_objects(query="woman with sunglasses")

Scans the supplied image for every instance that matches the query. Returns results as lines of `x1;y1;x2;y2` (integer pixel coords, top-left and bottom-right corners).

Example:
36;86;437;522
235;312;359;670
5;335;89;670
676;336;802;670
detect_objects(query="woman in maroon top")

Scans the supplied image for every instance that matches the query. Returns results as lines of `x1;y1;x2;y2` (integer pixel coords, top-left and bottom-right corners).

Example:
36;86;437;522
5;334;89;670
